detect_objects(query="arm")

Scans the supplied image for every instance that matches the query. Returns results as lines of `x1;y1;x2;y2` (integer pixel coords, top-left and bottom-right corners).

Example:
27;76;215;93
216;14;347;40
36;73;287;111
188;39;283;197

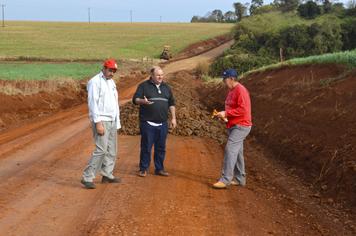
87;79;105;135
132;83;153;105
116;103;121;130
168;87;177;129
169;106;177;129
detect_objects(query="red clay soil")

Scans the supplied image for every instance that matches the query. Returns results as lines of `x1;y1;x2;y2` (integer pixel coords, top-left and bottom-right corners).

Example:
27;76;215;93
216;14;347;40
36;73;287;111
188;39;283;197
168;34;233;62
0;72;147;131
0;43;355;235
120;69;356;234
203;64;356;211
0;68;355;235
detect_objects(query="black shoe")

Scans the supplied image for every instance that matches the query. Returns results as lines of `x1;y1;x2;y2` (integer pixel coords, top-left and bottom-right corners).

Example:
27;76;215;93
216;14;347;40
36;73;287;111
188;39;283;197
101;176;121;184
81;179;96;189
138;170;147;177
155;170;169;177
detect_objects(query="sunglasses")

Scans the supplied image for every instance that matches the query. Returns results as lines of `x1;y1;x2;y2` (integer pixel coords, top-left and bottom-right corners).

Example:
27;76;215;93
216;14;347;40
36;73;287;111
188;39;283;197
108;68;117;73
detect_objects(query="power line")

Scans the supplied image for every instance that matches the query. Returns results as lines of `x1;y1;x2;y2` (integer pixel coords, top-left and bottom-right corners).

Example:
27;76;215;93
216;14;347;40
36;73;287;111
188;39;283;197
88;7;91;23
1;4;5;27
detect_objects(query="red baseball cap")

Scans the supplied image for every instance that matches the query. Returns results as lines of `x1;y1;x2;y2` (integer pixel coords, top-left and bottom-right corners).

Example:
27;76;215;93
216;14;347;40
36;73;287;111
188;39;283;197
103;59;118;71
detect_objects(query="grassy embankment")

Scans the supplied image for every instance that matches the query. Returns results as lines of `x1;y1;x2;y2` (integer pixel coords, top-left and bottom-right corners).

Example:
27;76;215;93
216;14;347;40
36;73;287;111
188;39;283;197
244;49;356;77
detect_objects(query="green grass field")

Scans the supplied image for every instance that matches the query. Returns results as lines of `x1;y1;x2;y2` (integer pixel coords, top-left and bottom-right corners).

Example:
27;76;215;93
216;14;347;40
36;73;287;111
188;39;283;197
0;62;101;81
0;21;232;80
0;21;233;60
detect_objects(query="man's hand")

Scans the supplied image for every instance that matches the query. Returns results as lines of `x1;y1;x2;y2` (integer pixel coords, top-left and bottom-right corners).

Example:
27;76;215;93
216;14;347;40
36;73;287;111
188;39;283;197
170;118;177;129
217;111;228;122
142;96;154;105
217;111;226;119
135;96;154;105
96;122;105;136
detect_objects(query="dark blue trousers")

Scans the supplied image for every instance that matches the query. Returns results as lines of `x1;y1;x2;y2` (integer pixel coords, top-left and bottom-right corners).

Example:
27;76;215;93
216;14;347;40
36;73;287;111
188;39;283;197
139;121;168;172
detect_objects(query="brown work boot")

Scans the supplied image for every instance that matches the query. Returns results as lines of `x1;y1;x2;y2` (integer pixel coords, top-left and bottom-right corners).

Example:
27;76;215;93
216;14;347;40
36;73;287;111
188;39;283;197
138;170;147;177
155;170;169;177
213;181;227;189
101;176;121;184
81;179;96;189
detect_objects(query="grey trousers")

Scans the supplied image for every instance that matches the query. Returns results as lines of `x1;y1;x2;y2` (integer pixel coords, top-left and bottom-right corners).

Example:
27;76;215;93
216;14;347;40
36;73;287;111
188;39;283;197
82;120;118;182
220;125;251;185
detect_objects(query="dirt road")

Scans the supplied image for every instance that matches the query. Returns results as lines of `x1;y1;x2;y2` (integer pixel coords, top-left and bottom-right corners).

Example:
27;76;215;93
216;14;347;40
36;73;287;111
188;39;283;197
0;41;354;236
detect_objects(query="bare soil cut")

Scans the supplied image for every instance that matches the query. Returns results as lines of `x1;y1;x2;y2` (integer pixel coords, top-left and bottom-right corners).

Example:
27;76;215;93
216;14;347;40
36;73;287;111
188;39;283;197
202;65;356;211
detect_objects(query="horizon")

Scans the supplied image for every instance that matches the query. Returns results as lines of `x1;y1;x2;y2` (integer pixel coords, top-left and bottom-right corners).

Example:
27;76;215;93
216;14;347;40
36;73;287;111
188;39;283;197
0;0;348;23
0;0;248;23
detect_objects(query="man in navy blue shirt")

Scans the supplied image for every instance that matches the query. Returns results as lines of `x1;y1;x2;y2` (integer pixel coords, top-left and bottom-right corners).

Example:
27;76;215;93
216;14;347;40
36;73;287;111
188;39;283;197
132;66;177;177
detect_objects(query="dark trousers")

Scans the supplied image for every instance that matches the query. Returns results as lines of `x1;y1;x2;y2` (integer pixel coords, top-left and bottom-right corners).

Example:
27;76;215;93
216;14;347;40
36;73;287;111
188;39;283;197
139;121;168;172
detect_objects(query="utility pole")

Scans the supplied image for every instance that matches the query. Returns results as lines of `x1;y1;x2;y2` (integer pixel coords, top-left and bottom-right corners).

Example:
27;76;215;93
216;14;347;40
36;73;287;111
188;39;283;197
130;10;132;23
88;7;91;24
160;16;162;23
1;4;5;28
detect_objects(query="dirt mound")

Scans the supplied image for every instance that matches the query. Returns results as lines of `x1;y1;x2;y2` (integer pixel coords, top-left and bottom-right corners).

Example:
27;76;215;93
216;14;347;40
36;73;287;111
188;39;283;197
0;72;147;131
202;64;356;210
168;34;232;62
0;80;86;131
120;71;227;144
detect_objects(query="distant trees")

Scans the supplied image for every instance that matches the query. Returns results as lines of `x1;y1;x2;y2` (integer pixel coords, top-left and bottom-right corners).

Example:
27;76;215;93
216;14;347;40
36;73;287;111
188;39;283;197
297;1;321;19
191;9;237;23
191;0;356;24
341;18;356;50
206;0;356;76
211;10;224;22
346;0;356;16
233;2;248;21
279;0;300;12
322;0;332;13
250;0;264;15
224;11;238;22
253;4;279;14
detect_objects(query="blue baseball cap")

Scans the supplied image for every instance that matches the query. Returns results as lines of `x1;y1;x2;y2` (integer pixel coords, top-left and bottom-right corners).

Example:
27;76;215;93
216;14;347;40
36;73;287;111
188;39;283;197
222;69;238;79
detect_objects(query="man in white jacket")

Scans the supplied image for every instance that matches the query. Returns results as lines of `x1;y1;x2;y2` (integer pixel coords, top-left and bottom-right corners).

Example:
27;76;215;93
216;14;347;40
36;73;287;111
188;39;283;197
81;59;121;189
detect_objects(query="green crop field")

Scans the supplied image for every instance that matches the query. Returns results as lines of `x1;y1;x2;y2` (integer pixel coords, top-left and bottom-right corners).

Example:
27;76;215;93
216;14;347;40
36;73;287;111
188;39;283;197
0;21;233;60
0;62;101;81
0;21;232;80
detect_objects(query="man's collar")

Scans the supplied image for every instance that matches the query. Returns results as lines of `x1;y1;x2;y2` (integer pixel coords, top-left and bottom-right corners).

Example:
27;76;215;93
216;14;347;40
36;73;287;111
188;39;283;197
100;71;110;80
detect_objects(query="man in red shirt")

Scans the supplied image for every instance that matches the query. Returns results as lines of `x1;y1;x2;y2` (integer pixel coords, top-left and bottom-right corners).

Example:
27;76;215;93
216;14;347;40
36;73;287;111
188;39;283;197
213;69;252;189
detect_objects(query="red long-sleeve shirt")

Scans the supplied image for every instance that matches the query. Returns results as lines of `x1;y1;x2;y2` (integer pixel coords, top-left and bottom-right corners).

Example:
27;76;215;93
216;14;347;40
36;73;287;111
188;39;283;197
225;83;252;128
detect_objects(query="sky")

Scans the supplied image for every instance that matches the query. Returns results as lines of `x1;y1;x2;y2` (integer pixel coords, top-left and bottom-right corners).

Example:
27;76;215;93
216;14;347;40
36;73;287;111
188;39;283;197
0;0;252;22
0;0;349;23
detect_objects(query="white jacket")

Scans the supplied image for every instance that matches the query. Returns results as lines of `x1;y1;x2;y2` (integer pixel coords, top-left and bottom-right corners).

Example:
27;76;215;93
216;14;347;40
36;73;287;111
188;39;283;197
87;71;121;129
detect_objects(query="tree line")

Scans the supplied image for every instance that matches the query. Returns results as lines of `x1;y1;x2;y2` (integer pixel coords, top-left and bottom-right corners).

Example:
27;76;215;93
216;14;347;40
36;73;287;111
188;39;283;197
205;0;356;76
191;0;356;23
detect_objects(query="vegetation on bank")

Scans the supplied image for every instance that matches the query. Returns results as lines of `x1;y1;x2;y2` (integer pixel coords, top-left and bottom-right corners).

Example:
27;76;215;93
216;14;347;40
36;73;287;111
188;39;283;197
243;49;356;77
208;1;356;76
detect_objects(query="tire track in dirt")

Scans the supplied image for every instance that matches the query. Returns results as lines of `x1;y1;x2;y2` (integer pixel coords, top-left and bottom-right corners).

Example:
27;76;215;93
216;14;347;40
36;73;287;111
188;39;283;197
0;41;235;236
